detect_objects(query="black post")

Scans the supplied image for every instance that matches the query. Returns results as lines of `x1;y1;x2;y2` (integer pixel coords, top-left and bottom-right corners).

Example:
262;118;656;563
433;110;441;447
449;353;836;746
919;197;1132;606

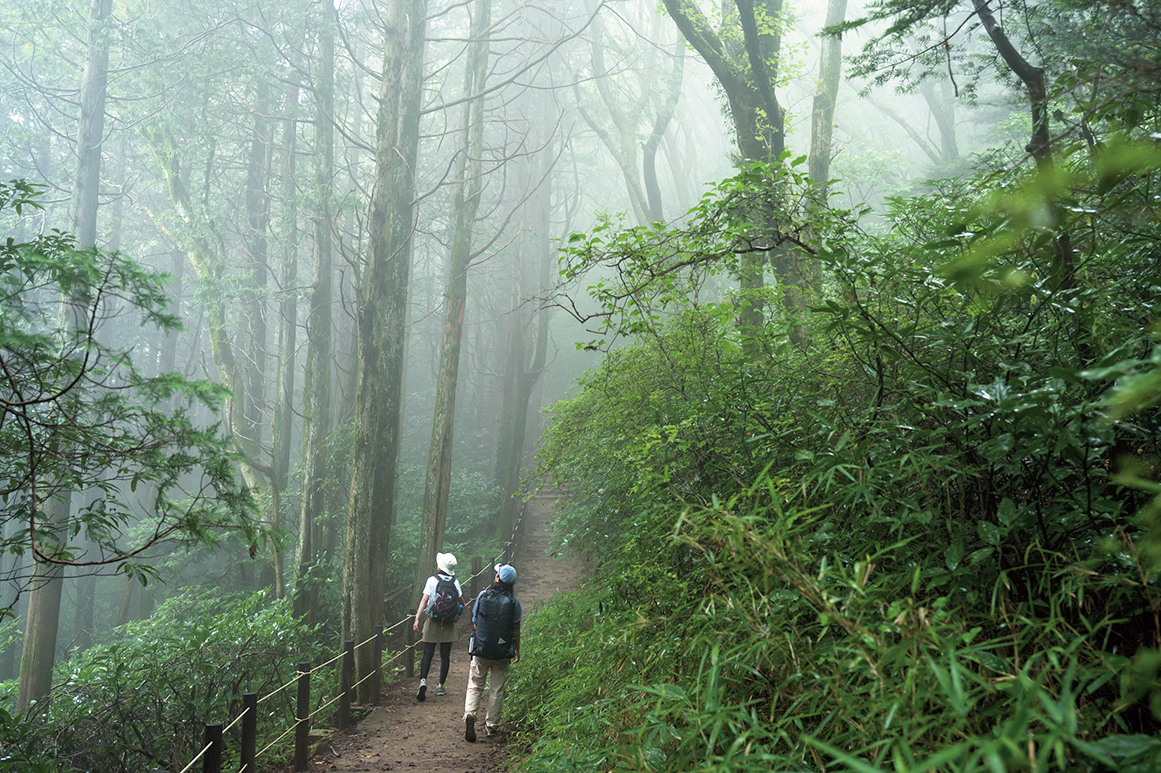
295;661;311;772
405;626;414;678
373;624;383;705
203;723;223;773
471;556;482;601
338;639;354;729
241;692;257;773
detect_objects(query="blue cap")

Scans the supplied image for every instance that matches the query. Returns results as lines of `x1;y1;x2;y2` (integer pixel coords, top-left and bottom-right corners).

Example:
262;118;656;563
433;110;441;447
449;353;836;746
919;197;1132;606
495;563;516;583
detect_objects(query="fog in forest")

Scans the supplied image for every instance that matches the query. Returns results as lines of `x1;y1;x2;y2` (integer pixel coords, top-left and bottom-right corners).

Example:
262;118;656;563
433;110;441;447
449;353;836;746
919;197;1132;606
4;0;1157;768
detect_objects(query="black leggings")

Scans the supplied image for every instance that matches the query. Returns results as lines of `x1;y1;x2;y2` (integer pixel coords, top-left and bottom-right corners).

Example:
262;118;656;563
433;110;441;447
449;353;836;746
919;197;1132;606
419;641;453;683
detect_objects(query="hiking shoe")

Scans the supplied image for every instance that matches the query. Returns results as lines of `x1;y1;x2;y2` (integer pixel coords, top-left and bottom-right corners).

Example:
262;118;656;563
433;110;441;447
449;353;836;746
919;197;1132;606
416;680;427;702
465;715;477;742
435;684;446;696
486;725;499;737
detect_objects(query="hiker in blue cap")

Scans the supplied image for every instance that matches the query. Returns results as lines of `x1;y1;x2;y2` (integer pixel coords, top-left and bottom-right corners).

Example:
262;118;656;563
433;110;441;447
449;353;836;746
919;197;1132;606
463;563;521;741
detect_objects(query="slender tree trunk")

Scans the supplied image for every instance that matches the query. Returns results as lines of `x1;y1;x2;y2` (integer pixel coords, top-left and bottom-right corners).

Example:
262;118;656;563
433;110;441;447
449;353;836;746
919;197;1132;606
19;0;113;712
575;8;649;225
661;0;787;348
493;292;526;537
971;0;1081;360
343;0;427;702
642;39;684;223
809;0;846;194
493;107;554;535
17;493;70;713
415;0;491;593
271;77;301;601
70;555;96;653
145;128;263;494
0;525;24;679
244;80;273;588
296;0;336;622
70;0;112;247
919;79;959;163
115;577;134;627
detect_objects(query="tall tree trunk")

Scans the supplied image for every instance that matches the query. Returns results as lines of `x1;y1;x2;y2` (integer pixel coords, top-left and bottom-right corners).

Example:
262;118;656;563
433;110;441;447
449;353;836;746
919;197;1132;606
19;0;113;712
343;0;427;702
493;107;554;537
642;40;685;223
809;0;846;194
271;77;301;601
919;79;959;164
69;0;112;247
295;0;336;623
0;522;25;679
971;0;1081;360
493;292;526;538
70;546;96;653
145;128;264;495
17;493;70;713
660;0;787;347
244;80;273;588
415;0;491;593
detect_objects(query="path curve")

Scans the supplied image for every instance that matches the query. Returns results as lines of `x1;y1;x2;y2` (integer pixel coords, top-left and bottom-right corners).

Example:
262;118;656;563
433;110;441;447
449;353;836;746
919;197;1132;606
291;494;582;773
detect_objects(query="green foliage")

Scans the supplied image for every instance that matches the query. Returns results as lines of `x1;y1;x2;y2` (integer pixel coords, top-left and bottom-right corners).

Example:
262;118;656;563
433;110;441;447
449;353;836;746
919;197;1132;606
0;181;258;597
9;590;321;773
558;155;827;351
519;124;1161;770
0;704;54;772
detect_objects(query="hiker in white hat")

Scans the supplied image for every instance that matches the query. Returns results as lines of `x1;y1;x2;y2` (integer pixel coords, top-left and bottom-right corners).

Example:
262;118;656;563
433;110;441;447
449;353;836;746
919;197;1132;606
412;551;467;701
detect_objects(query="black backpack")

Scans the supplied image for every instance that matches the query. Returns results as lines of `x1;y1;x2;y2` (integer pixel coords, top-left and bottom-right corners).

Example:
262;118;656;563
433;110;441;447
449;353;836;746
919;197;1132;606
427;575;461;624
469;588;517;659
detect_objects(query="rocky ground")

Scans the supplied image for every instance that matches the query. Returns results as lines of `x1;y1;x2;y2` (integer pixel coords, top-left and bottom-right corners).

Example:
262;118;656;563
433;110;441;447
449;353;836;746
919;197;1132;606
286;494;585;773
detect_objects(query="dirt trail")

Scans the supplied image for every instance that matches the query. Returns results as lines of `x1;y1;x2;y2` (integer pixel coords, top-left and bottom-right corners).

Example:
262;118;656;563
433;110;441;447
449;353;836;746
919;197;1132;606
297;494;584;773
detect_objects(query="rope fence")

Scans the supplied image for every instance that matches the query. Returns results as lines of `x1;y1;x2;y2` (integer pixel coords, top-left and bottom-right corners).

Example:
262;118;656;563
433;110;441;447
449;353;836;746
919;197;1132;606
151;496;530;773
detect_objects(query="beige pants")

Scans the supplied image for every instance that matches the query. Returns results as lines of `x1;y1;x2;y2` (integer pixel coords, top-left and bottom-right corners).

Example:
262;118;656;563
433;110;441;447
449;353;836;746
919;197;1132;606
463;655;510;728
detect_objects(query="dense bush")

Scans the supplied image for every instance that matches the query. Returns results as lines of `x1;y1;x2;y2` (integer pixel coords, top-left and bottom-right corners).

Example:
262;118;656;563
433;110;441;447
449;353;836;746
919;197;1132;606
511;136;1161;771
3;590;323;773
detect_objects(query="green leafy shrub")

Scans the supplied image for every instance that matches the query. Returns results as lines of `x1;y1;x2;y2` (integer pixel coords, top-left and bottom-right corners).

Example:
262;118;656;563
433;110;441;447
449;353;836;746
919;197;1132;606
11;590;322;773
518;136;1161;771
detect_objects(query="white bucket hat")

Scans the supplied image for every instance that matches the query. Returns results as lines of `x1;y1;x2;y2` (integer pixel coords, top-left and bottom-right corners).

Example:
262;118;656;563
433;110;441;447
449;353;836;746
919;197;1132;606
436;552;457;575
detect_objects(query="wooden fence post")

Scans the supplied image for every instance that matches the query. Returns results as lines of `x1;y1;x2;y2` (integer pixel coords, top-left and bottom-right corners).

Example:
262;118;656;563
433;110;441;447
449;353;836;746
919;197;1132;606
203;722;223;773
373;625;383;705
295;661;311;772
240;692;257;773
405;626;414;678
471;556;482;601
338;640;354;729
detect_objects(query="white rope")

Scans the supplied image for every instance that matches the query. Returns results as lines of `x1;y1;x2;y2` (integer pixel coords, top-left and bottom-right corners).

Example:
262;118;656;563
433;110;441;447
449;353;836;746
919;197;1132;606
256;671;302;706
176;740;212;773
256;718;300;759
222;704;249;735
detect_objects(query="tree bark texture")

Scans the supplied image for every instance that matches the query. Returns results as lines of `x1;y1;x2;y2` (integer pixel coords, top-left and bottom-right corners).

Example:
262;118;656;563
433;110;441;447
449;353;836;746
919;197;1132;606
416;0;491;594
144;128;265;495
343;0;427;702
17;493;71;713
809;0;846;193
69;0;112;248
272;76;301;601
295;0;336;623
